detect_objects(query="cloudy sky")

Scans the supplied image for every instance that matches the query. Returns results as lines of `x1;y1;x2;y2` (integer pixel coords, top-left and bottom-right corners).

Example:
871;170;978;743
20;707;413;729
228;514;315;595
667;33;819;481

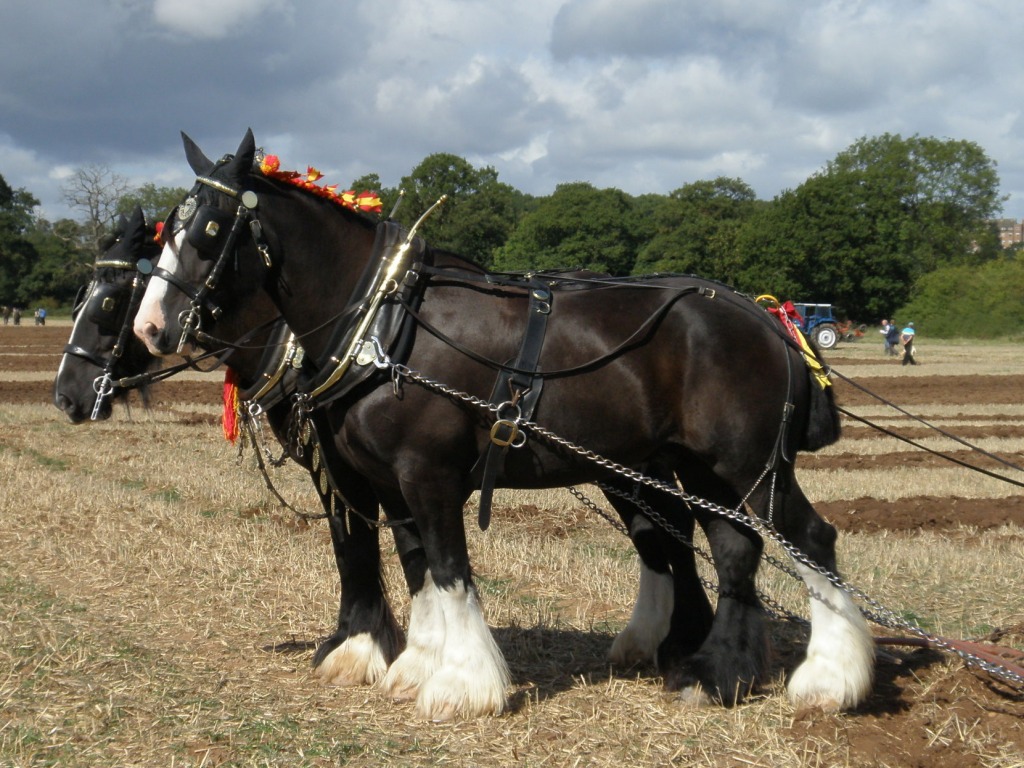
3;0;1024;222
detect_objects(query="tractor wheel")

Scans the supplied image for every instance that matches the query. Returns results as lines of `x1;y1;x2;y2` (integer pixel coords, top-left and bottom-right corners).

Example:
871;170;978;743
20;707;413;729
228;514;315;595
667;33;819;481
812;324;839;349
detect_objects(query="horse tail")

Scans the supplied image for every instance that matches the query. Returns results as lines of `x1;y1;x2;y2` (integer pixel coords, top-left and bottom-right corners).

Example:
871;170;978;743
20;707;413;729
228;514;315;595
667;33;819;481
799;338;841;451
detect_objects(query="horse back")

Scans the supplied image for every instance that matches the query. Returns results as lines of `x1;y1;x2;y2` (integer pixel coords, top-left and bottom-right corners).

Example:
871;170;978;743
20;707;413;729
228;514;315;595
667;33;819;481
336;273;839;485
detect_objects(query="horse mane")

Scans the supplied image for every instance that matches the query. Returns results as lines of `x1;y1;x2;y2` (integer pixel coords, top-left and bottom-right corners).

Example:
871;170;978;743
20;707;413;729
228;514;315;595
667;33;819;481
250;157;504;280
254;154;382;228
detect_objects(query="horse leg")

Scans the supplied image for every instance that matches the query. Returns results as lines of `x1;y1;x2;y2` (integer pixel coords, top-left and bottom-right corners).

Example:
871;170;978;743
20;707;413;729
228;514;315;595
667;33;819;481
312;506;404;686
378;480;510;721
660;465;769;706
758;473;874;711
602;475;714;668
261;406;404;687
377;508;433;703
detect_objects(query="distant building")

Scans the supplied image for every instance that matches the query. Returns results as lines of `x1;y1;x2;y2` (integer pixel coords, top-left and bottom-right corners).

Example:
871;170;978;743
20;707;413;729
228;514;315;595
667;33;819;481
994;218;1024;249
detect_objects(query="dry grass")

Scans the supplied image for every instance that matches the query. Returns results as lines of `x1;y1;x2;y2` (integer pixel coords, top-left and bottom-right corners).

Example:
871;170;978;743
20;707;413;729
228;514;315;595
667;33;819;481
801;466;1024;501
2;340;1024;766
833;337;1024;375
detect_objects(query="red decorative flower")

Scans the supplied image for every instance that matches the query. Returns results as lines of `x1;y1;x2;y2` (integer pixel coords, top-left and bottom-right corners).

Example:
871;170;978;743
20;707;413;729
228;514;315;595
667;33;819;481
260;155;280;174
259;153;383;214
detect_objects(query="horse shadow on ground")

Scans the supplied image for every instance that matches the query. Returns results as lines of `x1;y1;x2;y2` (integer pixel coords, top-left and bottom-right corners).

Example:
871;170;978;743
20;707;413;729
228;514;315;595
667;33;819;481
261;618;964;715
493;623;636;712
260;623;631;709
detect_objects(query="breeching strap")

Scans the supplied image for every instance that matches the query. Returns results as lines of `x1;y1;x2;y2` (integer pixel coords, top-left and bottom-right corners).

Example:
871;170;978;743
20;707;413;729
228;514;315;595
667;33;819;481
476;282;552;530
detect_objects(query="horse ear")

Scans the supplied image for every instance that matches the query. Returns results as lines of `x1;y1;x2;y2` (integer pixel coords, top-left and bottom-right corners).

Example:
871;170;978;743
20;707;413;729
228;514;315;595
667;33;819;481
124;206;147;250
126;205;145;231
238;128;256;157
98;232;119;252
181;131;215;175
230;128;257;177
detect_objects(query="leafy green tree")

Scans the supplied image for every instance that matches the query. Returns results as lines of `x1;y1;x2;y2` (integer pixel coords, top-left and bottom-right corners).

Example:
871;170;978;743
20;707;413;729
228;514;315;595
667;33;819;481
345;172;394;216
896;254;1024;338
0;174;42;306
731;170;913;315
732;134;1002;319
20;218;86;307
118;183;188;226
827;134;1002;272
492;182;642;275
632;177;761;282
391;154;528;267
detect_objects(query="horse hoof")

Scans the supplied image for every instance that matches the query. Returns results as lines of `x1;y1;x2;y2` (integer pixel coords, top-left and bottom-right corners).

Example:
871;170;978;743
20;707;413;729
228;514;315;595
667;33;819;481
422;702;459;722
677;684;712;708
388;683;419;703
314;633;388;687
787;652;873;712
609;631;655;667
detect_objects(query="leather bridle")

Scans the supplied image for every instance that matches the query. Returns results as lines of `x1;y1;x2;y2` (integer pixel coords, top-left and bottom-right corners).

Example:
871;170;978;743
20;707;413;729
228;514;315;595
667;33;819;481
151;169;271;353
64;256;154;419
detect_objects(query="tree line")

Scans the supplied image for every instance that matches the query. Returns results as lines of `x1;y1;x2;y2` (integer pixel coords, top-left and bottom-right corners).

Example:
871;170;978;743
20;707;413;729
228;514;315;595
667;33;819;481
2;133;1021;336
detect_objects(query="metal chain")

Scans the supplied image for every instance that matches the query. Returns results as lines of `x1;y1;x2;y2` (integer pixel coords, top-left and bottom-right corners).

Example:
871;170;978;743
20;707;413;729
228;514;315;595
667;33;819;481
376;346;1024;688
235;407;328;521
241;406;290;467
528;412;1024;686
572;483;809;627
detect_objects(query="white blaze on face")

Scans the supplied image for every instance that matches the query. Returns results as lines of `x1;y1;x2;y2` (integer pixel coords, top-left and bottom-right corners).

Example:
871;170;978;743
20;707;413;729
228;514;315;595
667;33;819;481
133;230;184;355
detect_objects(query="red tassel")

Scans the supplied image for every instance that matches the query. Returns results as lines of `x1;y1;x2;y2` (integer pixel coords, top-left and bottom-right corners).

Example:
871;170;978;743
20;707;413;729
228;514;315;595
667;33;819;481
222;368;241;443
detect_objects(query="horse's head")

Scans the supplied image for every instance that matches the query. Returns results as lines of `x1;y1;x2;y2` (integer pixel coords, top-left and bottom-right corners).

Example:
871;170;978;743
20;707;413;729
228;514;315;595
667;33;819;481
135;129;382;362
54;206;161;422
135;129;275;357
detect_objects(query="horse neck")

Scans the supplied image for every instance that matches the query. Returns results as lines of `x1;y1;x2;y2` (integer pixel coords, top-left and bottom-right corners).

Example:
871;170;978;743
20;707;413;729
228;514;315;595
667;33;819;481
261;198;378;362
200;288;288;390
213;329;276;390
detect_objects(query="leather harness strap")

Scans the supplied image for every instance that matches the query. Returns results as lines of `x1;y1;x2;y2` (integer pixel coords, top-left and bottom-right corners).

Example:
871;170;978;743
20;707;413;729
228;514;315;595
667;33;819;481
475;281;552;530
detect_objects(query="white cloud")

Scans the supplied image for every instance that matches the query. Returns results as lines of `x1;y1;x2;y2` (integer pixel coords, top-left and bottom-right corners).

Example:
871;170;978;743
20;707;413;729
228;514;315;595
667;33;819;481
151;0;290;39
2;0;1024;220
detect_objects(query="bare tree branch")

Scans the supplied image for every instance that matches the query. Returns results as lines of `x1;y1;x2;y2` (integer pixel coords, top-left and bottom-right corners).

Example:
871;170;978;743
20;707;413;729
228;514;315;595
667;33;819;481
60;164;132;254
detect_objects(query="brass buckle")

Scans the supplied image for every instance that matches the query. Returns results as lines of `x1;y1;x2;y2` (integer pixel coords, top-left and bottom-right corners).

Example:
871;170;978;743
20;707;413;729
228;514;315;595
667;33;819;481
489;419;520;448
489;399;528;448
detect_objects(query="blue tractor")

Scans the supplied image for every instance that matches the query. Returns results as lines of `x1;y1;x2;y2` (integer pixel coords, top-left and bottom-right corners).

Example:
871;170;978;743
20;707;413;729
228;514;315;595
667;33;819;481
791;303;840;349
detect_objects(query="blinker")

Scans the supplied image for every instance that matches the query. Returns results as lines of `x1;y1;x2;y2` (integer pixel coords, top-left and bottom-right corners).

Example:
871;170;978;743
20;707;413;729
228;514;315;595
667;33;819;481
187;204;235;260
71;283;90;319
85;283;124;333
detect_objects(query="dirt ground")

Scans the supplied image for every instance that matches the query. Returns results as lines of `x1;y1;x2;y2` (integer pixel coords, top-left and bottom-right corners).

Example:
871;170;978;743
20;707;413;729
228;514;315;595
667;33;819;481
4;323;1024;765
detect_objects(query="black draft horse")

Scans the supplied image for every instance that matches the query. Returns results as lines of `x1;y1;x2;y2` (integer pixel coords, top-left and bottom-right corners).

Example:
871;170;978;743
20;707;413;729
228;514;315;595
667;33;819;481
52;205;407;686
54;203;714;701
134;130;874;721
54;207;161;422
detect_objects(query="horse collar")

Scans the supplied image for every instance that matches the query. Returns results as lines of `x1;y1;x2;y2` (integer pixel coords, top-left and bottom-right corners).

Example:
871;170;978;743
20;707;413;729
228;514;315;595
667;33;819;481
299;221;427;406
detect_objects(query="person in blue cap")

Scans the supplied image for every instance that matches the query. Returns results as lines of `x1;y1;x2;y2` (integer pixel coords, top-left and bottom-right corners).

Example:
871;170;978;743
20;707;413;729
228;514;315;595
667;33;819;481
900;322;917;365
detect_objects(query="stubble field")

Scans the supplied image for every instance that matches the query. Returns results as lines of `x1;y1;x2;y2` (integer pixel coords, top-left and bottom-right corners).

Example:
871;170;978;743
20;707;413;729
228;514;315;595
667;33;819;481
1;322;1023;767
